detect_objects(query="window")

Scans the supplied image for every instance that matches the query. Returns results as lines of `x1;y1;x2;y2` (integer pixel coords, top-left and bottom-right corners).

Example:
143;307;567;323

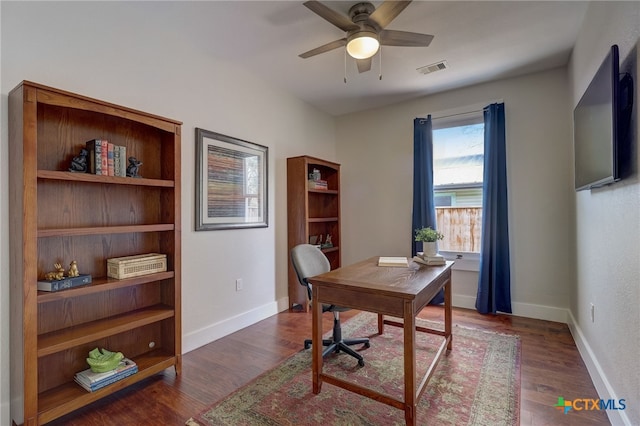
432;116;484;254
244;155;261;219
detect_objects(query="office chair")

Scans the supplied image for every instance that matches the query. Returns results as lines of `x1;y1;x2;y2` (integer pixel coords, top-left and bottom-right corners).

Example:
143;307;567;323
291;244;370;366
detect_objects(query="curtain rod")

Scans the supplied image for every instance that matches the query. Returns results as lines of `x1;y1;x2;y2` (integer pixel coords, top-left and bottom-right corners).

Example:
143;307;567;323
419;109;482;124
417;99;504;122
416;109;481;124
432;109;484;121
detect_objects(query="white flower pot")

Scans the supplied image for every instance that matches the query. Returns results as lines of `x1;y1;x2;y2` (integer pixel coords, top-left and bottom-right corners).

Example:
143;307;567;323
422;241;438;257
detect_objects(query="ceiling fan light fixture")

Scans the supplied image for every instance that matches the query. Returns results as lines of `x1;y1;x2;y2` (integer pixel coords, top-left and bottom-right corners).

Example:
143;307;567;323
346;31;379;59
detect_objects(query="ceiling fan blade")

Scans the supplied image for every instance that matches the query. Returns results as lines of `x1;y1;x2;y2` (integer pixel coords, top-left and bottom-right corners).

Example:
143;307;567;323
368;1;412;29
380;30;434;47
303;1;358;32
356;58;372;73
299;38;347;58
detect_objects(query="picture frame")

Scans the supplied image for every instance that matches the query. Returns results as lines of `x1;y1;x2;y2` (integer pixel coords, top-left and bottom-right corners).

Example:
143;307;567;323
195;128;268;231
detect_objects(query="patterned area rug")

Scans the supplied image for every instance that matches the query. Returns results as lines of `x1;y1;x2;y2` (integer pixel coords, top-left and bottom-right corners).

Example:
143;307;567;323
187;311;520;426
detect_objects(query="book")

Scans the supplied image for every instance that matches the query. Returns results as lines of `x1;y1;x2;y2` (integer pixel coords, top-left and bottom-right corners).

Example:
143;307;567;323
308;179;328;190
75;358;137;385
119;145;127;177
413;255;446;266
425;253;446;265
85;139;102;175
37;274;92;292
377;256;408;267
75;366;138;392
107;142;115;176
100;139;109;174
75;358;138;392
113;145;121;177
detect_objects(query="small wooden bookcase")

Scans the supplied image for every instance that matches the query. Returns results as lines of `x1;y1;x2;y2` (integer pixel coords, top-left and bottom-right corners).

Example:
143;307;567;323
9;81;182;425
286;155;341;311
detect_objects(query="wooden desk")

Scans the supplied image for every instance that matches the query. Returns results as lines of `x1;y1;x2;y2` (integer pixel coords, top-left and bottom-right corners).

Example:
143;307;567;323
309;257;454;426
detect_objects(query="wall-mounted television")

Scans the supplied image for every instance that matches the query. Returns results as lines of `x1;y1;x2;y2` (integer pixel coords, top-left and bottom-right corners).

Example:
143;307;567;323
573;44;633;191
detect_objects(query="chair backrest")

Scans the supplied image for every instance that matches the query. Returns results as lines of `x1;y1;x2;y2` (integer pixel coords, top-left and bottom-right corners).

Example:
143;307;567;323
291;244;331;301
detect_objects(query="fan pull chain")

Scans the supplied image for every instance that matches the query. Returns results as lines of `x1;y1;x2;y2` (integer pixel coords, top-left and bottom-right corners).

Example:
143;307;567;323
344;49;347;84
379;47;383;80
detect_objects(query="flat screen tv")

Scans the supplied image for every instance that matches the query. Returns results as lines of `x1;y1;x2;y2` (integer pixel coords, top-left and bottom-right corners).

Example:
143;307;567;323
573;44;633;191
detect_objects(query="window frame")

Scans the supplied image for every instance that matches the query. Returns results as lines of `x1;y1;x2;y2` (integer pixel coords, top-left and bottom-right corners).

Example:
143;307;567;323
431;111;484;267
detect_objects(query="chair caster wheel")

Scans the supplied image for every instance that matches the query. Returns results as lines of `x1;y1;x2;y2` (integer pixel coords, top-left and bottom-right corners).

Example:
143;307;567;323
304;343;311;349
364;342;370;348
358;359;365;367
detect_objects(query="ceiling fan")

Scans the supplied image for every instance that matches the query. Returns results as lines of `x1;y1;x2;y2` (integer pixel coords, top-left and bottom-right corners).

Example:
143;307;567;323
299;0;434;73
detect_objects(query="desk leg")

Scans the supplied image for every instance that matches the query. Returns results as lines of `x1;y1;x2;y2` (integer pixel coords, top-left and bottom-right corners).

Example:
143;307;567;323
377;313;384;335
444;277;453;350
312;286;323;394
403;300;417;426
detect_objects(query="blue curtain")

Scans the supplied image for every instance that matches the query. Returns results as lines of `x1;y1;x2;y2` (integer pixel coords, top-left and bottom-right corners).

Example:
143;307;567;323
476;103;512;314
412;116;443;304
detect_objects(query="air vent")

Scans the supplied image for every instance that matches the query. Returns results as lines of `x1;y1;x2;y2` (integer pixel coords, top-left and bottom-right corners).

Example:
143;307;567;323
417;60;448;75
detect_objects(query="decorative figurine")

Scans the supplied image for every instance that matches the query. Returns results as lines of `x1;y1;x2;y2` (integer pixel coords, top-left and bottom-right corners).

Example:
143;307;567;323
68;260;80;277
44;263;65;281
126;157;142;178
68;148;89;173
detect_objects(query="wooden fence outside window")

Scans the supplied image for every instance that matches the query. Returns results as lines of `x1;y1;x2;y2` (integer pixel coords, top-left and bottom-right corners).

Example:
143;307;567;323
436;207;482;253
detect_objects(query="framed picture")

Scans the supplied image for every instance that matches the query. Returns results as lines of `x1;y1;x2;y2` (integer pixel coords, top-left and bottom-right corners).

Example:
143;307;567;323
196;128;268;231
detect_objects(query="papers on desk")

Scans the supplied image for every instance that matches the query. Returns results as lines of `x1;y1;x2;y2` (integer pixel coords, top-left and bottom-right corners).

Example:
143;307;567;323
377;257;409;267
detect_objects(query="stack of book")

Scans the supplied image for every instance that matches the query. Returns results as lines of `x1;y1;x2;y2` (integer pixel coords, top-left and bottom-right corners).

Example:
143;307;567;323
308;179;328;190
74;358;138;392
86;138;127;176
413;252;446;266
37;274;92;292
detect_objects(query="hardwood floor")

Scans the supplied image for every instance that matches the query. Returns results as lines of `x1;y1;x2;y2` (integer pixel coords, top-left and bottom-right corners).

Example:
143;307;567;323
47;307;610;425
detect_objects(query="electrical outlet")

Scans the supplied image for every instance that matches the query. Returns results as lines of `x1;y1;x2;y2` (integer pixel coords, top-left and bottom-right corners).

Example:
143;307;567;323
590;303;595;322
236;278;243;291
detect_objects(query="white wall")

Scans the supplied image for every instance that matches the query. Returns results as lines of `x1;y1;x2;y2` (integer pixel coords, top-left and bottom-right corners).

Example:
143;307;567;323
568;3;640;425
336;67;574;322
0;3;336;424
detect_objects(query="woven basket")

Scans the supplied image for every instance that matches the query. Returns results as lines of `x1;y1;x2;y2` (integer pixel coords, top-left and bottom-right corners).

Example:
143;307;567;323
107;253;167;279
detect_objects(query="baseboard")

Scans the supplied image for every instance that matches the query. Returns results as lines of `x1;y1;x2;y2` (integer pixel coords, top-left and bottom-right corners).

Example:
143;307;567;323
566;311;631;426
452;294;569;323
452;294;477;310
511;301;569;323
181;295;567;352
182;301;279;354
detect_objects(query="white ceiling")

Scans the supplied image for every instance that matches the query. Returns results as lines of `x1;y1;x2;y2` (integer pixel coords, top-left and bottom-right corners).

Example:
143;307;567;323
165;1;589;116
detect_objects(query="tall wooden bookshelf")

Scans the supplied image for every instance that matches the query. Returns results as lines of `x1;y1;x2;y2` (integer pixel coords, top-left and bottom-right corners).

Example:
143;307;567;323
287;156;341;311
9;81;182;425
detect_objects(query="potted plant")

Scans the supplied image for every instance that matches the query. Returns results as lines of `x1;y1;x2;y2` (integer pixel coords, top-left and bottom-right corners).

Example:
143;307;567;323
415;227;444;257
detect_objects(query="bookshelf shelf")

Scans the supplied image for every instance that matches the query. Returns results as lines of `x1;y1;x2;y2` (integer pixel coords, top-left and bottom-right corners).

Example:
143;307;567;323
309;189;338;195
37;170;175;187
287;155;341;312
38;224;175;237
37;271;176;303
321;246;340;254
37;349;176;425
308;217;339;223
37;305;175;357
10;81;182;425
